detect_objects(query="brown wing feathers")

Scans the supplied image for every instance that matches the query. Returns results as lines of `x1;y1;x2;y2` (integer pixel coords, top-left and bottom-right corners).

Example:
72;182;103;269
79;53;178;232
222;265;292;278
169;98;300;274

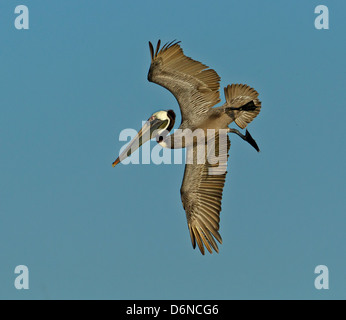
148;40;221;122
181;136;230;255
150;40;220;91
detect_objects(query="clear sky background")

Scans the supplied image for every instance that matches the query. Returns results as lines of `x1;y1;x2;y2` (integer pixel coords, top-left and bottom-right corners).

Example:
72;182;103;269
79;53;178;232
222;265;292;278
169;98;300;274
0;0;345;300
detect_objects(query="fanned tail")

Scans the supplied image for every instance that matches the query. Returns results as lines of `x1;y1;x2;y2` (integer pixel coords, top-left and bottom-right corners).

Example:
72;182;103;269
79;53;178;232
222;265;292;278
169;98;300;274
224;84;261;129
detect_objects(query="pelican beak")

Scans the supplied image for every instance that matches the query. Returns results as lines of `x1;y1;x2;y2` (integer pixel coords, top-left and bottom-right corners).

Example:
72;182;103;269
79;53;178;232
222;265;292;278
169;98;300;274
112;118;168;167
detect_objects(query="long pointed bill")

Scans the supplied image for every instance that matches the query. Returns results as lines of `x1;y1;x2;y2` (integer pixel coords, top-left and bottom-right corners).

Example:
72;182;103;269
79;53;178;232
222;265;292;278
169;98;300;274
112;118;168;167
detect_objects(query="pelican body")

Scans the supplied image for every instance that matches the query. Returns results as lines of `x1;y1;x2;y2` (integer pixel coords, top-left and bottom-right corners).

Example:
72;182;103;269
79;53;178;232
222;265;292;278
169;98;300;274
113;40;261;255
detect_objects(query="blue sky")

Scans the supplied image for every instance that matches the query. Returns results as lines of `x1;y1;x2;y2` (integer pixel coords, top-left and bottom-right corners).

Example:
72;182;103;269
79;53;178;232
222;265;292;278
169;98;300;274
0;0;345;299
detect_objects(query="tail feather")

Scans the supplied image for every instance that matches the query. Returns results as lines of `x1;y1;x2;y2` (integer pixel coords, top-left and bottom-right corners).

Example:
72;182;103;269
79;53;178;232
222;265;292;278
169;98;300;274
224;84;261;129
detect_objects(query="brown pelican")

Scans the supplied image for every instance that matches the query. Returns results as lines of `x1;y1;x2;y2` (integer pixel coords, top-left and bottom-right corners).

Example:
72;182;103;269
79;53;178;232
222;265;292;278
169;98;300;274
112;40;261;255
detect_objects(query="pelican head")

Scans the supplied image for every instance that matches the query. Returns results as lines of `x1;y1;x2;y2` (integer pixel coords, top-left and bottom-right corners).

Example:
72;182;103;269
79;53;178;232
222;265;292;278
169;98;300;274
112;109;175;167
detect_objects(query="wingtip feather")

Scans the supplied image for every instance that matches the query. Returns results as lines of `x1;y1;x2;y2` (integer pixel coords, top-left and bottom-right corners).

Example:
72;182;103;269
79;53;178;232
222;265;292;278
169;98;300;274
155;39;161;58
149;41;154;61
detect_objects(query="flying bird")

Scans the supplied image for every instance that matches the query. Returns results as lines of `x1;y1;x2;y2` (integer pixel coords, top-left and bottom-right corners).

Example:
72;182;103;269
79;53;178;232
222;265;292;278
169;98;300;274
112;40;261;255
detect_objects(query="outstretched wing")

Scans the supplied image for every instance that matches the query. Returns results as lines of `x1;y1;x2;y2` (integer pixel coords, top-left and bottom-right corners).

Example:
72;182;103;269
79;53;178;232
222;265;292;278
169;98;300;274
180;134;231;255
148;40;221;125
